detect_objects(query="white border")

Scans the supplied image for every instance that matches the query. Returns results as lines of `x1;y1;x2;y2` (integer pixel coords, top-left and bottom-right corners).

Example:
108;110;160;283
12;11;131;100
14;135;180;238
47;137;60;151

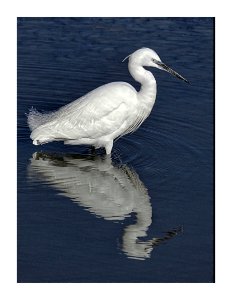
0;0;231;299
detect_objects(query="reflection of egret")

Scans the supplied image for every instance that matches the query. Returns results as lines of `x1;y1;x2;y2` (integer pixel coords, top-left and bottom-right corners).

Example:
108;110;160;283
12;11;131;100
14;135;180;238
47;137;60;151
28;48;188;154
28;152;181;260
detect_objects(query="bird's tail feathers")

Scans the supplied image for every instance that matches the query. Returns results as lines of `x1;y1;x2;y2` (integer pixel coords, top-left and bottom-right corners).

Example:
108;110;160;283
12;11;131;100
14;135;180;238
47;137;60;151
27;107;54;131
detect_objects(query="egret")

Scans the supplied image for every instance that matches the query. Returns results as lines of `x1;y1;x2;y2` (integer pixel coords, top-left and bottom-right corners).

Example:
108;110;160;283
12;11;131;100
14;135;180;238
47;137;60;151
28;48;189;154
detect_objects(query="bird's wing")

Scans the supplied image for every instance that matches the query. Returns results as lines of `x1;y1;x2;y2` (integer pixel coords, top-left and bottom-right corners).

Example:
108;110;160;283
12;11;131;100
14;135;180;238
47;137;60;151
40;82;137;140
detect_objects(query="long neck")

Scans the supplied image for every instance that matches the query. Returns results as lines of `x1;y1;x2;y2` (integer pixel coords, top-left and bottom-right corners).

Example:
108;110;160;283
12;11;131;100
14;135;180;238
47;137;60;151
129;63;157;105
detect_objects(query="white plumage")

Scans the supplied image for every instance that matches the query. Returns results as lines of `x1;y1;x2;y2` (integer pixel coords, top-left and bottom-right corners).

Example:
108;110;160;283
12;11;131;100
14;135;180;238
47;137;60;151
28;47;188;154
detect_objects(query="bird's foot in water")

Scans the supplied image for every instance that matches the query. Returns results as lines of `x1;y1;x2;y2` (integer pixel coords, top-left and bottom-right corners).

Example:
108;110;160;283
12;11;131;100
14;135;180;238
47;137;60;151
105;140;113;155
90;146;96;155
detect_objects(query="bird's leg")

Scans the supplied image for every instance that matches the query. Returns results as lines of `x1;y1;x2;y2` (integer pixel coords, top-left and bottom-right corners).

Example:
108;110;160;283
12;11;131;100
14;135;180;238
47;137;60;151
90;145;96;154
105;141;113;155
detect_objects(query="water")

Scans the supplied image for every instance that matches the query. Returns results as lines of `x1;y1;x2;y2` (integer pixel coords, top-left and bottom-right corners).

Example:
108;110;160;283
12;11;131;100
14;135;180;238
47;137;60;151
17;17;214;283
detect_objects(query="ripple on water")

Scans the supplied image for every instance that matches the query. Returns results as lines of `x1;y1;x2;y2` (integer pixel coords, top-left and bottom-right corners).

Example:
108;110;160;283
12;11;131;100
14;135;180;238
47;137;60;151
115;113;206;183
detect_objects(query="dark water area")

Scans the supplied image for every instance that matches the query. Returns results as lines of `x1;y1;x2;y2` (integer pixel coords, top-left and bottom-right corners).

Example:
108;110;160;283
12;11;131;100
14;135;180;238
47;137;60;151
17;17;214;283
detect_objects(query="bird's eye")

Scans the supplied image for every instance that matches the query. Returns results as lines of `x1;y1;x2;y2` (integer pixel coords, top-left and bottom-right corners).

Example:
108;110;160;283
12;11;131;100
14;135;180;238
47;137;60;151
152;58;157;63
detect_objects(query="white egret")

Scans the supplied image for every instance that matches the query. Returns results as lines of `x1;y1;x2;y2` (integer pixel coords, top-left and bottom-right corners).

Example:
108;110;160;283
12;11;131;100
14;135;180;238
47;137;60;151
28;48;189;154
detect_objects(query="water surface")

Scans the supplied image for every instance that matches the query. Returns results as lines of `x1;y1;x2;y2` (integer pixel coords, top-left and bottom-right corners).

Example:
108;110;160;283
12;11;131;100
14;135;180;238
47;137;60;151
17;17;214;283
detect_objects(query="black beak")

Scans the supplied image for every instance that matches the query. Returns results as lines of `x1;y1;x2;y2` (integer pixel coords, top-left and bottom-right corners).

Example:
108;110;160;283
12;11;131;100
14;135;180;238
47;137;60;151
157;61;189;84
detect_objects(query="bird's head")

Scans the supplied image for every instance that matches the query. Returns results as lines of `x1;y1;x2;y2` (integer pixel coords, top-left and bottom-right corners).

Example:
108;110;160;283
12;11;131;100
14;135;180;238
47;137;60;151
123;47;189;84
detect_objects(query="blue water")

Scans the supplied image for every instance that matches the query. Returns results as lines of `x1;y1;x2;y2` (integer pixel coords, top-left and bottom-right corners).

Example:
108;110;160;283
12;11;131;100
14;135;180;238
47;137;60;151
17;17;214;283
